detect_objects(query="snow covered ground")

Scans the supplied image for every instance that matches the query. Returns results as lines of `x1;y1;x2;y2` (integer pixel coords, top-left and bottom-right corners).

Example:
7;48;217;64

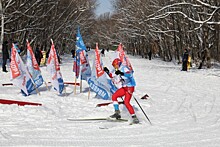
0;50;220;146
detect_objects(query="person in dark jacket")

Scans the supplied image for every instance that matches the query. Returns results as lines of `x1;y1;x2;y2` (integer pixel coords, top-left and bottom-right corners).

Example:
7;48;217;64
71;49;75;58
34;45;43;66
2;41;9;72
182;49;189;71
148;50;152;60
101;48;105;57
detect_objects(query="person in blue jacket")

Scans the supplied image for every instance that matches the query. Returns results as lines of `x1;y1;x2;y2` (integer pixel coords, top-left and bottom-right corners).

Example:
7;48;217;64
104;58;139;124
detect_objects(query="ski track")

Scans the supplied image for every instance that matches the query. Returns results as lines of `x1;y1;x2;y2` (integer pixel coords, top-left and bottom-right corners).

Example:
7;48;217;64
1;51;220;146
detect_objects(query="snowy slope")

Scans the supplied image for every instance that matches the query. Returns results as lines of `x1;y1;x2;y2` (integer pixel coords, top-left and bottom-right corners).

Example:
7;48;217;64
0;50;220;146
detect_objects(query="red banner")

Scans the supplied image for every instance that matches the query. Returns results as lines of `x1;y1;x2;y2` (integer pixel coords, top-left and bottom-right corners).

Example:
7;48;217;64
10;44;21;79
95;43;104;78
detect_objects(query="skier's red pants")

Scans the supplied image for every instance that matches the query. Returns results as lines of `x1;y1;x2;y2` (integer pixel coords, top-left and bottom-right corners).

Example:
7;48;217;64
112;87;135;115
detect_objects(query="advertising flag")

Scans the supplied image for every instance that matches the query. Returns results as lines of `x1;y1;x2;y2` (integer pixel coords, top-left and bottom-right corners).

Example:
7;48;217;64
10;44;34;96
87;43;117;100
73;26;91;80
80;50;91;81
47;40;64;94
95;43;104;78
76;27;87;53
116;43;133;72
26;40;44;90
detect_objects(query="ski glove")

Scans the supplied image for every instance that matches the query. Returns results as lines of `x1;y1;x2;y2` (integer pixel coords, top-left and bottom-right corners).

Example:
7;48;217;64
115;70;124;76
104;67;110;74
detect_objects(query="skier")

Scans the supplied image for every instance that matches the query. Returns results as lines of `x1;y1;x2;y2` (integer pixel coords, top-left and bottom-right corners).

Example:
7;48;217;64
104;58;139;124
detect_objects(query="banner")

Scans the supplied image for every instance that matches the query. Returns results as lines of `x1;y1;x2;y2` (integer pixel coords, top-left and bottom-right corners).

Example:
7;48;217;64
76;26;87;53
88;43;117;100
116;43;133;72
26;40;44;91
95;43;104;78
73;26;91;80
10;44;34;96
73;52;80;79
47;40;64;94
80;50;91;81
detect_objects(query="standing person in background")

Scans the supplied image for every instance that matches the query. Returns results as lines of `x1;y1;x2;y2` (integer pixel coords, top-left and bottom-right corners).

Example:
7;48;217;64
148;50;152;60
71;49;75;58
182;48;189;71
2;41;9;72
101;48;105;57
104;58;139;124
34;45;43;66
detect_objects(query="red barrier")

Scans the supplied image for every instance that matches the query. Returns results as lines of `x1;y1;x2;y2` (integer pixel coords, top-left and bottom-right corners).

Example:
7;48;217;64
2;82;80;86
0;99;42;106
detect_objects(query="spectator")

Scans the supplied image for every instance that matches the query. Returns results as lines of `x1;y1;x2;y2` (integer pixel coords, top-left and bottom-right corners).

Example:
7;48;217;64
148;50;152;60
182;49;189;71
101;48;105;57
2;41;9;72
34;45;43;66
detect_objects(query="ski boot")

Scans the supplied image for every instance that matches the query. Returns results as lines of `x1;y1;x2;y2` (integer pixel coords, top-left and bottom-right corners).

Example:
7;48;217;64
131;115;139;124
109;110;121;120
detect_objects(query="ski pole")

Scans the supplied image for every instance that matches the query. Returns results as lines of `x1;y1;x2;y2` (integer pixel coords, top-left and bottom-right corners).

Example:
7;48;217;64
133;95;152;125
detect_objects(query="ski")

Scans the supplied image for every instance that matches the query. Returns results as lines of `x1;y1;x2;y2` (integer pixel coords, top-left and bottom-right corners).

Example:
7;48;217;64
96;101;124;107
67;117;128;122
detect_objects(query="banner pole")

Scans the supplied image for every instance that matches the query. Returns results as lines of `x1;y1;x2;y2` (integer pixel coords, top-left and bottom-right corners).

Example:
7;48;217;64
64;86;67;96
44;81;50;91
74;76;77;95
33;84;40;96
88;87;90;100
80;75;82;93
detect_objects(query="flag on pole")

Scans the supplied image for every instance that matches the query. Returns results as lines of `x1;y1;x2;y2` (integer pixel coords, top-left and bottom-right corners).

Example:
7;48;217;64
95;43;104;78
73;53;80;79
26;40;44;90
10;43;34;96
87;43;117;100
116;43;133;72
73;26;91;80
76;26;87;53
47;40;64;94
80;50;91;81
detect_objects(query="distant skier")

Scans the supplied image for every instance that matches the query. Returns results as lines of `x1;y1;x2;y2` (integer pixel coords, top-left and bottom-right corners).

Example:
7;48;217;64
104;58;139;124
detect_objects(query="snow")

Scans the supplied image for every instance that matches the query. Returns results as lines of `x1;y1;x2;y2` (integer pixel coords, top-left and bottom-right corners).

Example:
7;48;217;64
1;50;220;146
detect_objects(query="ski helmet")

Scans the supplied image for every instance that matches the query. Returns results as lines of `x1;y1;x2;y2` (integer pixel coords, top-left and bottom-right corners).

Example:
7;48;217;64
112;58;122;67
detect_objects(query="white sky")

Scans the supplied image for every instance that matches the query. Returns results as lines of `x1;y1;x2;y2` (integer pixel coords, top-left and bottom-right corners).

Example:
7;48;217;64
95;0;113;16
0;49;220;146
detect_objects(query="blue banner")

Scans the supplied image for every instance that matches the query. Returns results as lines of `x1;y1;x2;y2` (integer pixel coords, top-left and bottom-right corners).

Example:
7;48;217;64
76;27;87;53
87;77;110;100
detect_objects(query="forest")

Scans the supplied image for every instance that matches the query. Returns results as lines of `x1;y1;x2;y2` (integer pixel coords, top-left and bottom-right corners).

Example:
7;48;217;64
0;0;219;68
